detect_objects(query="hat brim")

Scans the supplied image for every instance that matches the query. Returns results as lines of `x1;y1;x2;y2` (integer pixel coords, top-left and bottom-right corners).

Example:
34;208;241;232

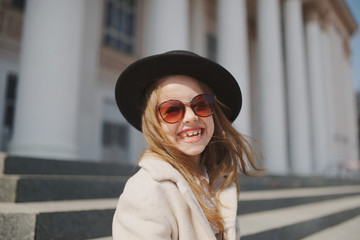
115;50;242;131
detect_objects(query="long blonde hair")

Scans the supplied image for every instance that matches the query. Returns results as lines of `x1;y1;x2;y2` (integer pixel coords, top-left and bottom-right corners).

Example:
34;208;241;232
140;76;263;235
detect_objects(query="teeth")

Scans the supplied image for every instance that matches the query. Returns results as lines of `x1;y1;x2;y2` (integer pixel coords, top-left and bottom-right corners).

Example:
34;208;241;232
181;130;202;138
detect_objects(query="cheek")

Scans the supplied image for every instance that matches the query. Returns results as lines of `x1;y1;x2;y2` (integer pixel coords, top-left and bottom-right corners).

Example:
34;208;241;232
206;117;215;138
160;122;178;141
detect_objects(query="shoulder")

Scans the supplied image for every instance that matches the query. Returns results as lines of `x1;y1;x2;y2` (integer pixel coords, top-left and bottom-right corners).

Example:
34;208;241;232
120;157;185;206
113;158;183;239
113;169;176;239
122;167;176;200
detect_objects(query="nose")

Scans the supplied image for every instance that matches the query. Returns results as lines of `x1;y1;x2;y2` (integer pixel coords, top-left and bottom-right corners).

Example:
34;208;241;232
182;105;198;123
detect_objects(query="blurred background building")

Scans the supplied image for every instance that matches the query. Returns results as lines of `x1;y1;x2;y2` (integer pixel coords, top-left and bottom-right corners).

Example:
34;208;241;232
0;0;358;177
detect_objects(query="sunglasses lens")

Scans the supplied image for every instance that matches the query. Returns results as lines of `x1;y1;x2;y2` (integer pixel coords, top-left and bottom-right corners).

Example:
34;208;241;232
158;101;184;123
192;94;215;117
157;94;216;124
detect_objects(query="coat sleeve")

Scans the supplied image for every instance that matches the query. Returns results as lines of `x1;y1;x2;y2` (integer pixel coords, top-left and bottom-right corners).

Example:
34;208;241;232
112;172;173;240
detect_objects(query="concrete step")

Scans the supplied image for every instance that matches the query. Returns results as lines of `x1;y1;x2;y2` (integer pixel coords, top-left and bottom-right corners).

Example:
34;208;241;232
2;155;358;186
0;175;360;204
238;185;360;214
2;155;359;204
88;237;113;240
2;185;359;240
1;174;359;204
0;155;136;202
301;215;360;240
2;154;360;239
0;174;128;202
239;194;360;239
0;198;118;240
240;174;360;190
1;155;138;176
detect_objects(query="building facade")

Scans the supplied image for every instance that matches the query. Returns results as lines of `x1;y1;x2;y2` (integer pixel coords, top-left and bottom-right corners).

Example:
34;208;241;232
0;0;358;177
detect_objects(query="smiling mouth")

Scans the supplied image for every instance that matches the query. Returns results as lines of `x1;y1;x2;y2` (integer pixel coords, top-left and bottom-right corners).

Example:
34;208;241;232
180;129;204;139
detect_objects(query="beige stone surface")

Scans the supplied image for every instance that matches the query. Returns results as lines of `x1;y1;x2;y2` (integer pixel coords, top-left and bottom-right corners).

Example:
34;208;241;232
302;215;360;240
239;195;360;236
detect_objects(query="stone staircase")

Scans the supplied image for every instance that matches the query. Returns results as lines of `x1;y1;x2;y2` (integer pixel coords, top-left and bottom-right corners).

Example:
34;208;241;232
0;154;360;240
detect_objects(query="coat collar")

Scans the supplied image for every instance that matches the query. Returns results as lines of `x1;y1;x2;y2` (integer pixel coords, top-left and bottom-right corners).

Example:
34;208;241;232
138;154;238;239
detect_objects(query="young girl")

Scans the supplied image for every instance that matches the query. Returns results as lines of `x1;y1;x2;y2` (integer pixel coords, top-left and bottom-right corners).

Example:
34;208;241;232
112;50;262;240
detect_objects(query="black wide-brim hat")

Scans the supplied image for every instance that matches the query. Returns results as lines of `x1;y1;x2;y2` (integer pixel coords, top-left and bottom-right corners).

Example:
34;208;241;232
115;50;242;131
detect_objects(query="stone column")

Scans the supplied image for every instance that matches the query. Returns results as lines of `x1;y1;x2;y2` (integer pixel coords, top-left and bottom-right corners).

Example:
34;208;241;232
321;23;336;173
10;0;86;159
142;0;189;56
283;0;312;175
325;24;345;169
256;0;288;174
190;0;207;56
217;0;251;135
305;9;329;173
343;56;359;163
76;0;103;161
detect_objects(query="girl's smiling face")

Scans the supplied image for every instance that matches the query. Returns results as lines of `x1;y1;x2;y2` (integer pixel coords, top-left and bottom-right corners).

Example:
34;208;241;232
157;75;215;165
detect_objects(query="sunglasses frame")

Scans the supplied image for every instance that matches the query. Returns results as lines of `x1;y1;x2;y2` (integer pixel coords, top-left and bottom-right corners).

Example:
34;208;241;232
156;94;216;124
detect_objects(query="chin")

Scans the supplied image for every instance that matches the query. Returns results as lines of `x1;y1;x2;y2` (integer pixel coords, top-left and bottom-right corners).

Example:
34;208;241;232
182;148;205;157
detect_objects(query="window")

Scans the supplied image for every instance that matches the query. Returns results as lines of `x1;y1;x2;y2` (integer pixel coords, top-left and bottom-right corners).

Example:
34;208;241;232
1;74;17;151
102;121;129;162
103;0;137;55
11;0;26;10
0;0;26;10
102;121;128;147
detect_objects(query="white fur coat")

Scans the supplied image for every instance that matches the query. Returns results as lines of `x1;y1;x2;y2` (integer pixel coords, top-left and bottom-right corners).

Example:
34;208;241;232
112;155;240;240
